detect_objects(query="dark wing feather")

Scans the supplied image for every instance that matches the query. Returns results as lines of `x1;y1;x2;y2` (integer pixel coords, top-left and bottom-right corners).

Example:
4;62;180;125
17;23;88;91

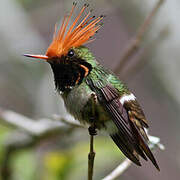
87;79;159;170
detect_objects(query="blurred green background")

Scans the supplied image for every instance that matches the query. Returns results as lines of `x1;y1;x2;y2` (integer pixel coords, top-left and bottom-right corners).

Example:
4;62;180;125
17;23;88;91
0;0;180;179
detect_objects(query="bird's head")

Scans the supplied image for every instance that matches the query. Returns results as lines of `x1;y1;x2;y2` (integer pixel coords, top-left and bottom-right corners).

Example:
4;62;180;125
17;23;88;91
24;3;104;92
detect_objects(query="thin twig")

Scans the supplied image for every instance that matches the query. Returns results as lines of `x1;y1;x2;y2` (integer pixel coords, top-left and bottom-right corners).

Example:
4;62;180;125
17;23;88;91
52;114;84;128
88;124;97;180
0;108;82;136
88;134;96;180
114;0;164;74
123;26;169;80
102;159;132;180
87;93;98;180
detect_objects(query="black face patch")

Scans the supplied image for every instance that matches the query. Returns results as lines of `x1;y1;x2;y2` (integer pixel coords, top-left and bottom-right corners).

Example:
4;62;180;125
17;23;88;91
49;56;92;92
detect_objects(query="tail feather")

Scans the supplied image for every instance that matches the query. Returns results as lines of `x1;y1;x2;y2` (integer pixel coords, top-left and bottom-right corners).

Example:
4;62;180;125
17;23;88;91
110;133;141;166
107;120;160;170
130;121;160;171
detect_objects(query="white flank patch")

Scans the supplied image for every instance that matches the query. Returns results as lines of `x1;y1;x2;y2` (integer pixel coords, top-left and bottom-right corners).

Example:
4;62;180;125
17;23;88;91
120;93;136;105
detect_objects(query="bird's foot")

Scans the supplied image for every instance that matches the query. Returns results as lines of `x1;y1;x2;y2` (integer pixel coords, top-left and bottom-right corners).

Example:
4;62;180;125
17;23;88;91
88;126;97;136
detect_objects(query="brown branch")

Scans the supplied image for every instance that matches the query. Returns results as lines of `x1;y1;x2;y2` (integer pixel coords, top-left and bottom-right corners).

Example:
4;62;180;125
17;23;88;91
88;134;96;180
114;0;164;75
123;26;169;80
87;118;97;180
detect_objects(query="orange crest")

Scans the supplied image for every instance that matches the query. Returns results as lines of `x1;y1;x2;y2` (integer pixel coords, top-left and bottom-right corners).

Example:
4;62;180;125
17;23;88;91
46;3;104;58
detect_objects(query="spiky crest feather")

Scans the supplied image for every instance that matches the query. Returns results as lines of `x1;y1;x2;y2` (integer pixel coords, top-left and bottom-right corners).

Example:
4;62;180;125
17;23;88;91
46;3;103;58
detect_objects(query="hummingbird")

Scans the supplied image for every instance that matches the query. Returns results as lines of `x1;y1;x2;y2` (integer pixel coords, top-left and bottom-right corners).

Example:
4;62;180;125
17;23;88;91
24;3;159;170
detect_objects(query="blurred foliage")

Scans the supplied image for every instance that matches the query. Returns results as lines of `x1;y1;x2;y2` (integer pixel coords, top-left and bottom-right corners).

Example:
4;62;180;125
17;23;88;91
0;125;11;163
43;137;124;180
0;124;124;180
11;150;37;180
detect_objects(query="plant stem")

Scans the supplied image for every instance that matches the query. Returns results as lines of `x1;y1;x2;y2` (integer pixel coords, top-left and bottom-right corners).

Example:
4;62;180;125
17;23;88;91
102;159;132;180
114;0;164;74
88;127;96;180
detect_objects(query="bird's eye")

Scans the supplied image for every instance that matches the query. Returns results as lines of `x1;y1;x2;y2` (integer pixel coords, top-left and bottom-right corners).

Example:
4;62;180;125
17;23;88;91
67;49;75;57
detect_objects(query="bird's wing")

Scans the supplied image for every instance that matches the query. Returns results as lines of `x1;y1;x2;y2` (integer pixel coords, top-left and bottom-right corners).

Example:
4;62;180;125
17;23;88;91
86;79;159;170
